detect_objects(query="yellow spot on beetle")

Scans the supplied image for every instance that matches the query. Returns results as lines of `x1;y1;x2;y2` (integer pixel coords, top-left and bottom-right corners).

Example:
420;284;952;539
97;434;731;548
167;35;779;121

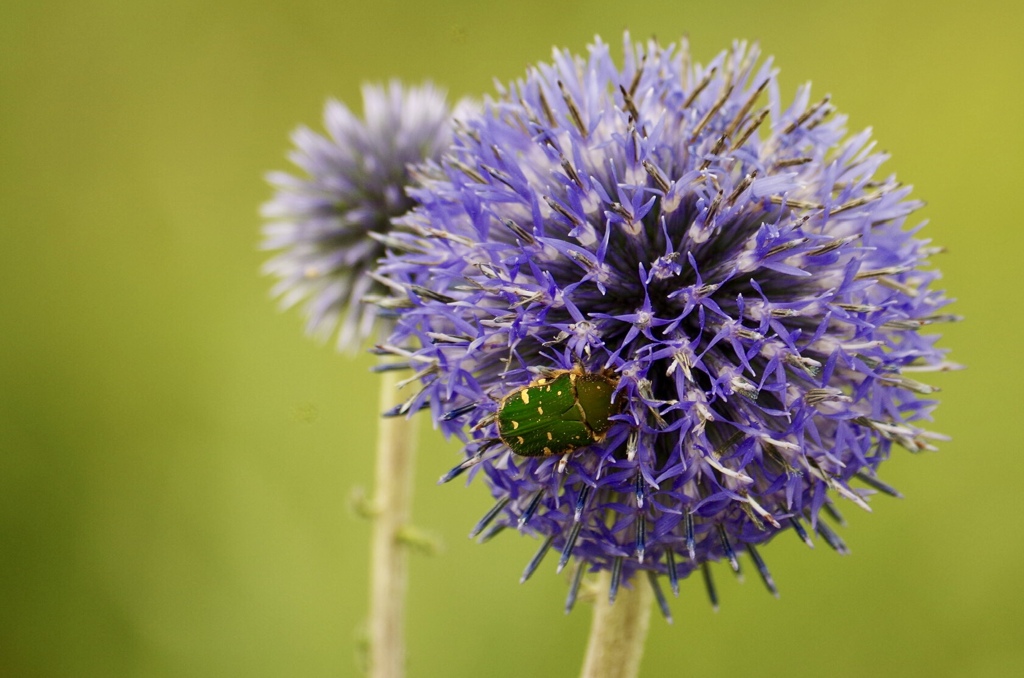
543;446;552;455
546;431;553;440
521;390;530;405
512;420;519;430
517;436;525;445
537;406;544;415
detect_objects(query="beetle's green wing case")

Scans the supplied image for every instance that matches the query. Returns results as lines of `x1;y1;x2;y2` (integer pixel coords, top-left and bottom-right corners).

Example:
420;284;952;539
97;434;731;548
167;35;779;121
497;373;592;456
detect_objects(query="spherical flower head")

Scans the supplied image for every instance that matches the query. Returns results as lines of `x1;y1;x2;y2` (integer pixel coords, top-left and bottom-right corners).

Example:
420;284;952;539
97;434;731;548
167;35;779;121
261;81;453;351
379;36;954;607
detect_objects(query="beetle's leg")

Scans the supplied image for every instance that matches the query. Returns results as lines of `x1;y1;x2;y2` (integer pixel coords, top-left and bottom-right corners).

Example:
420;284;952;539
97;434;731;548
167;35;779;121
530;365;567;380
438;438;501;484
470;412;497;432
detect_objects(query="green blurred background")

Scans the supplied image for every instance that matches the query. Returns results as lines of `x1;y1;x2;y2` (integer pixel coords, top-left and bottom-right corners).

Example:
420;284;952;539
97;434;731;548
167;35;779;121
1;0;1020;676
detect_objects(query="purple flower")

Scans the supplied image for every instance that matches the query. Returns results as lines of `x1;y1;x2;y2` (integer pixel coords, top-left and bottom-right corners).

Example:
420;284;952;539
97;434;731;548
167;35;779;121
377;36;955;615
261;82;453;351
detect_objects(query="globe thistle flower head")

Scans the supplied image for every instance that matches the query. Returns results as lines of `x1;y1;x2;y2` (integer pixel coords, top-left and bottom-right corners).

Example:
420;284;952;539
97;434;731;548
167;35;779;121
261;81;453;351
378;35;955;612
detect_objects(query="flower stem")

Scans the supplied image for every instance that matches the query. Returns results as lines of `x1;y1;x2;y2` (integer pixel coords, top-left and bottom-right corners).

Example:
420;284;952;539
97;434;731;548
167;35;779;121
367;368;419;678
579;570;653;678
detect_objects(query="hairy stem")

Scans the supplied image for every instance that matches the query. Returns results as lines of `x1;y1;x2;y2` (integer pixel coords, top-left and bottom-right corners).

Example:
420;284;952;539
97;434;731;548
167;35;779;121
579;570;653;678
367;368;419;678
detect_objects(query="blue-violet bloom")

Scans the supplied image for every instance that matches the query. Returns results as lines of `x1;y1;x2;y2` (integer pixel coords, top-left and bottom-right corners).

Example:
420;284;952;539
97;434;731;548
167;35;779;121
377;36;955;614
262;81;453;351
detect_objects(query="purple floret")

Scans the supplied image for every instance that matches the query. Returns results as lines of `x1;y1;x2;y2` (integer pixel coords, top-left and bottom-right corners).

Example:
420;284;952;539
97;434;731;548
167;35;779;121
377;35;955;609
262;82;453;351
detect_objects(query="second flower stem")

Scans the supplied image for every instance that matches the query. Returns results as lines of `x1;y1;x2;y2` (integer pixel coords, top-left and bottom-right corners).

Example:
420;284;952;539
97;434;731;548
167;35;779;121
367;368;419;678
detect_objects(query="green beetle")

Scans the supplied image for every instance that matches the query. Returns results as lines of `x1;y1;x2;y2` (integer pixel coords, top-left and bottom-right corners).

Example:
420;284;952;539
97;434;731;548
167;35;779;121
496;367;621;457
